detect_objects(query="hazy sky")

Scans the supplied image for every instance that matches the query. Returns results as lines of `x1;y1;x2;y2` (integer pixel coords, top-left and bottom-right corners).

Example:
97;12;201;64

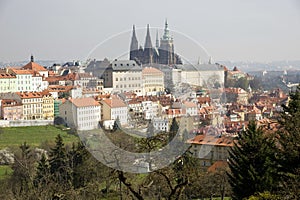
1;0;300;63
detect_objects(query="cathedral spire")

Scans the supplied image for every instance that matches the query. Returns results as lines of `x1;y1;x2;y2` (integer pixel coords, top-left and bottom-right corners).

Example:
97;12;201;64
144;24;153;49
155;30;159;48
162;19;171;40
130;25;139;60
130;25;138;52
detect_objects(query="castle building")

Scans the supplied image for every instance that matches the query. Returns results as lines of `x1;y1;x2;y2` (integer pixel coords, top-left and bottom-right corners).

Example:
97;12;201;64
129;20;182;65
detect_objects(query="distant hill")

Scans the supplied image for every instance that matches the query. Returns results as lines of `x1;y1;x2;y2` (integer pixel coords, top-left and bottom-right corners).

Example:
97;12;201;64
217;60;300;72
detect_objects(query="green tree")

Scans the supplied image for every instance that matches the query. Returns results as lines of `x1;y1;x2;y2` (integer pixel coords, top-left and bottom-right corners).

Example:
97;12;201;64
112;117;121;132
10;142;35;198
34;153;50;187
228;121;278;200
277;85;300;198
169;117;179;142
68;142;91;188
235;77;249;90
49;134;72;188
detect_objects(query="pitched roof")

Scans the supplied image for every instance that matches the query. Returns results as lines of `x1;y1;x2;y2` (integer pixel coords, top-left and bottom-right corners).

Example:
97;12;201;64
0;73;16;79
207;161;228;173
102;97;127;108
142;67;163;74
188;134;235;147
22;61;47;71
183;101;197;108
9;68;33;75
16;92;43;99
69;97;99;107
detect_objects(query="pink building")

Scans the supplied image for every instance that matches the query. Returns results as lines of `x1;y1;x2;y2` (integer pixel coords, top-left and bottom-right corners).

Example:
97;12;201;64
0;99;23;120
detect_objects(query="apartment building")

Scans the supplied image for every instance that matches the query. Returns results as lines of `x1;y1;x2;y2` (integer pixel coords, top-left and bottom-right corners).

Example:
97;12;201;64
103;60;143;95
59;97;101;131
101;96;128;126
142;67;164;96
0;99;23;120
0;73;17;93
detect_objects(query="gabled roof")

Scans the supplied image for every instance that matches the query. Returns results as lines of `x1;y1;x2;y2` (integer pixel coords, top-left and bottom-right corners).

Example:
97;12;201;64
23;61;47;71
9;68;33;75
142;67;163;74
69;97;99;107
16;92;43;99
0;73;16;79
183;101;197;108
102;97;127;108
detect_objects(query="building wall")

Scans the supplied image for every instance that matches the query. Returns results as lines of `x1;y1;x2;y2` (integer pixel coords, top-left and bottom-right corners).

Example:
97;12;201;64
0;78;17;93
22;97;43;120
59;101;101;130
42;95;54;120
2;105;23;120
113;71;143;95
142;70;164;96
16;74;33;92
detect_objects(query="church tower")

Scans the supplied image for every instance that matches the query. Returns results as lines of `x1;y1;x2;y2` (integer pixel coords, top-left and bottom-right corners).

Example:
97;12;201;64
130;25;139;61
143;24;154;64
159;19;175;65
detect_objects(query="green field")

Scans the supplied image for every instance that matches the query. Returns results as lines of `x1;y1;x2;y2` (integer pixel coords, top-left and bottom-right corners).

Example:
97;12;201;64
0;165;13;180
0;125;79;149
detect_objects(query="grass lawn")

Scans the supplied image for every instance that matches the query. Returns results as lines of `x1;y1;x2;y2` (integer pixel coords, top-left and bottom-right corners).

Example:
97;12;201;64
0;125;79;149
0;165;13;180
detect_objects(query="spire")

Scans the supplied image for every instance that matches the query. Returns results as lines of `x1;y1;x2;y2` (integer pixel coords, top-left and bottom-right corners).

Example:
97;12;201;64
162;19;170;40
144;24;153;49
130;25;139;52
30;54;34;62
155;30;159;48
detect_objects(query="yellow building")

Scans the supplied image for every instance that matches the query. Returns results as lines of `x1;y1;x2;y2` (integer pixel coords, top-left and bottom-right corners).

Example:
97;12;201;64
41;90;54;120
142;67;164;96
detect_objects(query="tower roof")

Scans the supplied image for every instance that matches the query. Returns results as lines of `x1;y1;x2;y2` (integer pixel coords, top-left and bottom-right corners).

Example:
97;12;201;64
130;25;139;51
144;24;153;49
162;19;171;40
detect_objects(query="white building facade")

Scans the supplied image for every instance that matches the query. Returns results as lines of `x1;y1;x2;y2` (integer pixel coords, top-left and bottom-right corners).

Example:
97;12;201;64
59;97;101;131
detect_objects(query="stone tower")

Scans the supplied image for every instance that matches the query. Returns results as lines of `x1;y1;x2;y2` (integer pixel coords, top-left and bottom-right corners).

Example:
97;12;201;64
158;19;175;65
129;25;139;61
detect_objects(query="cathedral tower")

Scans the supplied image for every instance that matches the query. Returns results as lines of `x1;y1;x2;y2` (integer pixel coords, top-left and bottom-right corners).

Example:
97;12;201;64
159;19;175;65
130;25;139;61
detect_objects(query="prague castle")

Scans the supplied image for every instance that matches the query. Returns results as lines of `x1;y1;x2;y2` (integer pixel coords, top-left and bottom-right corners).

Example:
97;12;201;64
129;20;182;65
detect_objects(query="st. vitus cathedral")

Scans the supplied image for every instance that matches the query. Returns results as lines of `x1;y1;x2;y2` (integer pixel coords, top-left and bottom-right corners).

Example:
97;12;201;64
129;20;182;65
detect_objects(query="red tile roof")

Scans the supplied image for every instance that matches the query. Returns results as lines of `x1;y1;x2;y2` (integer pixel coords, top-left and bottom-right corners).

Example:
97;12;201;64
0;73;16;79
188;134;235;147
22;61;47;71
69;97;99;107
16;92;43;99
102;97;126;108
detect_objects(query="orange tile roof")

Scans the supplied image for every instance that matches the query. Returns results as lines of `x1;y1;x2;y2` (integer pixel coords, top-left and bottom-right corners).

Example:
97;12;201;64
183;101;197;108
9;68;33;75
22;61;47;71
16;92;43;99
1;99;22;106
207;161;228;173
0;73;16;79
102;97;126;108
69;97;100;107
142;67;163;74
188;134;235;147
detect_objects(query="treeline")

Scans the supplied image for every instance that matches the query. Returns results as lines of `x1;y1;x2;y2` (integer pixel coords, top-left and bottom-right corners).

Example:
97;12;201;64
0;129;231;199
